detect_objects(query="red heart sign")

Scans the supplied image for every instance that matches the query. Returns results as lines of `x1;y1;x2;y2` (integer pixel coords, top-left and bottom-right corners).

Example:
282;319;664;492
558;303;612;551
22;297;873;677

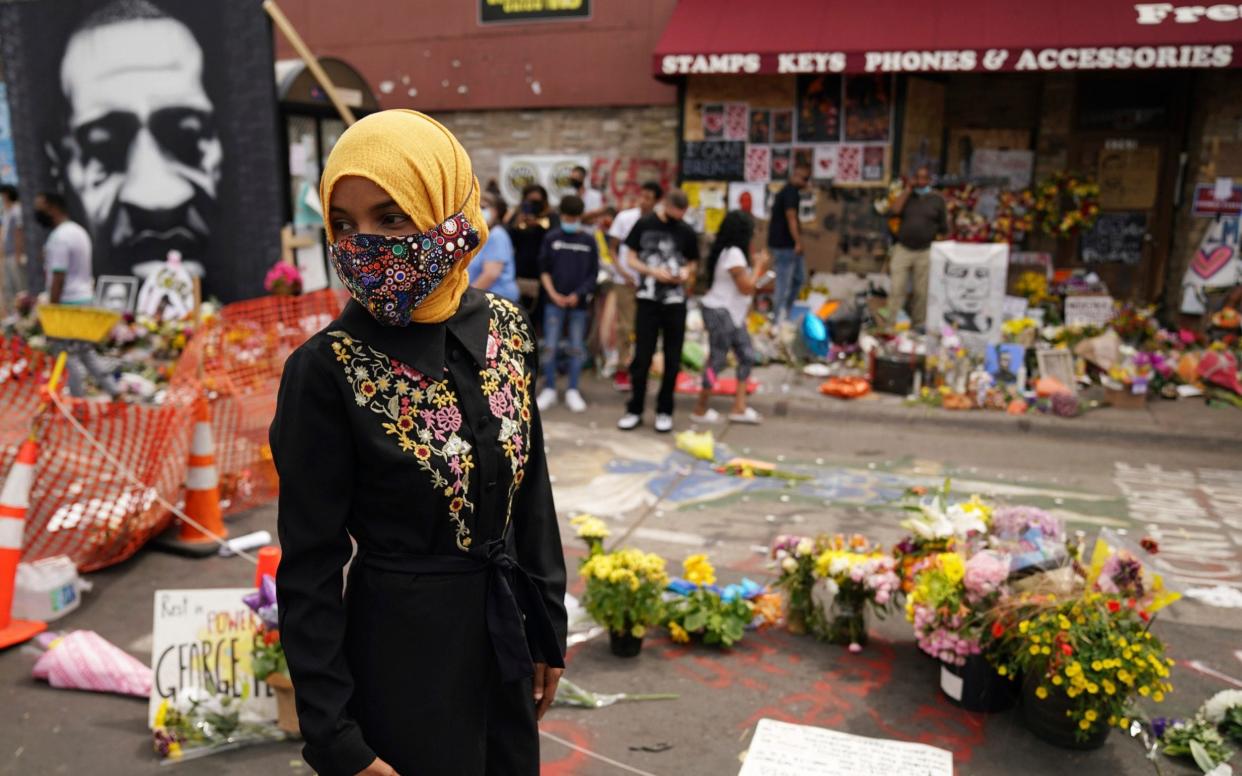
1192;245;1234;279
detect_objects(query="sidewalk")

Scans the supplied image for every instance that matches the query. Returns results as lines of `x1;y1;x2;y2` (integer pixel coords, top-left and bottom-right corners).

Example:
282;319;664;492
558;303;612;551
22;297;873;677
577;364;1242;451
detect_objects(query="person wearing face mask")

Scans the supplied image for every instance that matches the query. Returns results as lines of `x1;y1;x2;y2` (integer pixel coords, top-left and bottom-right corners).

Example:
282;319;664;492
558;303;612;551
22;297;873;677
506;184;558;311
269;111;566;776
566;165;606;226
536;195;599;414
467;192;519;302
889;165;947;328
35;191;119;399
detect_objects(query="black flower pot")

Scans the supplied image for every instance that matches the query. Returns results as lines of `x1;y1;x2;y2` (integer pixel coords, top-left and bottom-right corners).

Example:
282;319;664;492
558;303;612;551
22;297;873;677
939;654;1018;713
609;630;644;658
1020;674;1110;750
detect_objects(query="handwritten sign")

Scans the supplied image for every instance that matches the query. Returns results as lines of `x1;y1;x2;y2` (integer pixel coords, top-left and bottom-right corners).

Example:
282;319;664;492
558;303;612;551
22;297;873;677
1191;182;1242;217
681;141;746;181
1064;294;1115;328
149;588;275;727
1080;212;1146;265
739;719;953;776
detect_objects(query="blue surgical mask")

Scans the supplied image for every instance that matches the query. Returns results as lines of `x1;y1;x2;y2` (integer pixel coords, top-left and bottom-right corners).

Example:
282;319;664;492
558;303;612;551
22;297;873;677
561;222;581;234
915;185;932;195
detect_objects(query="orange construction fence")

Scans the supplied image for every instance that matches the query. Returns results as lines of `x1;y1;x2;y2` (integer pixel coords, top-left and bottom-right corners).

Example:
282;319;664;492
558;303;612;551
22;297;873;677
0;289;347;572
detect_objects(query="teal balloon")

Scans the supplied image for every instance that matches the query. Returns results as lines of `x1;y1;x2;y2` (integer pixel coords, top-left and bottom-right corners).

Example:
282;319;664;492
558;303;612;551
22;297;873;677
802;314;829;358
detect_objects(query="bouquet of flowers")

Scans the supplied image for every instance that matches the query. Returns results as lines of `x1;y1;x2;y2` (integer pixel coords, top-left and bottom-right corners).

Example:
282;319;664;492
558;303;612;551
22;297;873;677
992;188;1037;244
579;548;668;651
894;481;991;591
1034;172;1101;238
988;505;1069;580
770;534;822;634
1203;690;1242;743
1086;530;1181;613
1152;715;1235;773
243;575;284;681
570;514;610;556
264;261;303;296
152;686;287;763
986;591;1174;743
810;534;901;651
906;549;1010;665
664;554;754;648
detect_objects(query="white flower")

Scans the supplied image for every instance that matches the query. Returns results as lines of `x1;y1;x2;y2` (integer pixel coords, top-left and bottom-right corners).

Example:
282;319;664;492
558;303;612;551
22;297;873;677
444;435;464;457
781;557;798;574
946;504;987;536
1205;764;1233;776
902;505;955;540
795;538;814;557
823;578;839;598
829;557;850;577
1202;689;1242;724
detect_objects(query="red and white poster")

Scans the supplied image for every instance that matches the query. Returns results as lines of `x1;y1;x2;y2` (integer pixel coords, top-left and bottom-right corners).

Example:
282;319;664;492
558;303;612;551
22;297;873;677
745;145;772;183
724;103;749;141
836;145;862;183
770;147;791;180
702;104;724;140
812;145;837;180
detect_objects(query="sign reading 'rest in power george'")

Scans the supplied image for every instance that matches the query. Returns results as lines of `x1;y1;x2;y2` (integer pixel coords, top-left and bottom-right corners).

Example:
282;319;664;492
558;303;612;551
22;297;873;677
480;0;590;24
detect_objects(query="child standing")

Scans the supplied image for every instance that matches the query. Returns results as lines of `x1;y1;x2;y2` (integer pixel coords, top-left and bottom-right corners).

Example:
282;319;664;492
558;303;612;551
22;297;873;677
692;210;770;425
537;195;599;413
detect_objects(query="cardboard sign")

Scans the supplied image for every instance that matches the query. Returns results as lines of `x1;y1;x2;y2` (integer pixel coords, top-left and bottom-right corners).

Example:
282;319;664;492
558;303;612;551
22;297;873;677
681;141;745;181
739;719;953;776
149;588;275;728
499;153;591;206
1097;147;1160;210
1191;183;1242;217
479;0;590;24
1064;294;1116;327
1080;212;1147;265
926;241;1009;345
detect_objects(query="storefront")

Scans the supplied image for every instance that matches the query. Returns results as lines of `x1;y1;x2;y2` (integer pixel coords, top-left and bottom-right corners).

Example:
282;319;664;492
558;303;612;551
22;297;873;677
653;0;1242;310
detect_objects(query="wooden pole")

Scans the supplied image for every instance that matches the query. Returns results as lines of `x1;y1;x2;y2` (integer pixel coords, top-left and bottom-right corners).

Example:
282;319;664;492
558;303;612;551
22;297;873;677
263;0;357;127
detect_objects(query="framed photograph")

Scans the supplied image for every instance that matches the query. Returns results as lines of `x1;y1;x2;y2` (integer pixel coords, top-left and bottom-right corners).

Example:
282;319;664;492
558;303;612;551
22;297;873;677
748;109;771;144
985;343;1027;390
844;74;893;143
771;109;794;145
1037;349;1078;395
94;275;139;313
796;74;841;143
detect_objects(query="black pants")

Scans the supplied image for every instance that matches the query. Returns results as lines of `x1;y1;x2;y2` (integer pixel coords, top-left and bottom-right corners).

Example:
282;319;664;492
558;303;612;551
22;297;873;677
627;299;686;416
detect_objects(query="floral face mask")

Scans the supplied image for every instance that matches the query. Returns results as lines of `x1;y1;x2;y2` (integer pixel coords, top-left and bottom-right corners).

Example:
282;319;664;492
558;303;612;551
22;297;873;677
329;207;481;327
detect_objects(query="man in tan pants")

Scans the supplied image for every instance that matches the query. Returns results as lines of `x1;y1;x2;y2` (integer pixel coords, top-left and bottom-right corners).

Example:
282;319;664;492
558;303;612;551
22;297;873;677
888;166;947;328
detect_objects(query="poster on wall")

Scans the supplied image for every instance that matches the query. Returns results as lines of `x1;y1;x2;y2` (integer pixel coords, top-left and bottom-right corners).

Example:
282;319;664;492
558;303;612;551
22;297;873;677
499;153;591;205
927;241;1009;346
970;149;1034;190
771;110;794;145
836;145;863;183
149;588;275;727
796;74;841;143
1080;212;1147;265
748;109;771;144
844;74;892;143
1097;147;1160;210
723;102;748;142
727;182;768;221
862;146;887;182
793;147;814;174
745;145;772;184
680;141;745;181
479;0;591;24
0;83;17;183
682;181;727;235
1181;215;1242;314
701;103;725;140
812;145;838;180
770;147;791;181
0;0;284;302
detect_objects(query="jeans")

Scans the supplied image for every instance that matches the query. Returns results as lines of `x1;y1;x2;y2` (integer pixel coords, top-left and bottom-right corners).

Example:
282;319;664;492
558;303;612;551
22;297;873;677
541;304;588;391
51;339;118;398
772;248;805;322
627;300;686;416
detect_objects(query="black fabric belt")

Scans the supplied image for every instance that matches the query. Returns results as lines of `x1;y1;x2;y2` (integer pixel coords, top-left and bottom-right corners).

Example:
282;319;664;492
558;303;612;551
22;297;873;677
355;538;564;684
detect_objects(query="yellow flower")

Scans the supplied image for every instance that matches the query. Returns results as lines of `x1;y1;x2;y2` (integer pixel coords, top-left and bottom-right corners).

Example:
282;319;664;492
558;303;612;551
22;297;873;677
1102;680;1116;695
631;625;647;638
939;553;966;584
570;514;611;540
1139;686;1150;697
1035;686;1049;700
1052;675;1063;686
1079;719;1092;731
668;621;690;644
1119;717;1130;729
683;554;717;587
1041;646;1051;655
997;666;1008;676
1029;645;1041;656
1153;691;1165;702
1085;710;1098;722
1018;621;1029;634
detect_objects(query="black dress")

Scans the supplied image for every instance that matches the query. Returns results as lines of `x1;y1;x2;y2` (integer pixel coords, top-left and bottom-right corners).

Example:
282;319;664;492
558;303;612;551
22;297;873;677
270;289;568;776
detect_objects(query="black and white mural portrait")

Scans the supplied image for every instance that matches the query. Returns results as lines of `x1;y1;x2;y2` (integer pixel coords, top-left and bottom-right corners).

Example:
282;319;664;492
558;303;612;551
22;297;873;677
927;241;1009;346
0;0;283;301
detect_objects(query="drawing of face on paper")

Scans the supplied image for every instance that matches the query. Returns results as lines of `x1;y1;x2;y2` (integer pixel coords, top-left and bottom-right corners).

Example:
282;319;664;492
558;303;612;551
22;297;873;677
1181;215;1242;315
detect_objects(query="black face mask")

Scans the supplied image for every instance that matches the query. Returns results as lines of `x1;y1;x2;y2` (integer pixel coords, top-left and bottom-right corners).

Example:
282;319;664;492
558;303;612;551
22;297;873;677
34;210;54;229
569;178;584;190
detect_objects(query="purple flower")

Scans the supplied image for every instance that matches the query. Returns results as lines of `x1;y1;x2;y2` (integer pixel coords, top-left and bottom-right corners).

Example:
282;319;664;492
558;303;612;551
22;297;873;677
1149;717;1178;739
243;574;279;629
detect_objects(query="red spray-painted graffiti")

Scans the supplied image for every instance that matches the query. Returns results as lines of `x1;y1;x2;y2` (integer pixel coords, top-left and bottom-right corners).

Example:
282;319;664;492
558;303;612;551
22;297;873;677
590;157;677;208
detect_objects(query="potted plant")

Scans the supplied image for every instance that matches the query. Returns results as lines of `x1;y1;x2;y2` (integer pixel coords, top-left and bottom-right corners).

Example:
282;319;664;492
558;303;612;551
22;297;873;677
770;534;821;635
810;534;901;652
579;548;668;657
570;513;610;557
664;554;754;648
243;575;297;735
907;549;1016;712
988;591;1174;750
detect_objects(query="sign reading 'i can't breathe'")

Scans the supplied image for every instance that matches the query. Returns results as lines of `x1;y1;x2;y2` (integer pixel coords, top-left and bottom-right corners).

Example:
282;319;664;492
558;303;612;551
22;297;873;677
479;0;590;24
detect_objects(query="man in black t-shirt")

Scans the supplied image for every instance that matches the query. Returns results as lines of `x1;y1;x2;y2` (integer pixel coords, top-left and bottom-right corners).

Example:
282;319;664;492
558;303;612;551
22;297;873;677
768;163;810;322
618;188;700;433
889;165;948;327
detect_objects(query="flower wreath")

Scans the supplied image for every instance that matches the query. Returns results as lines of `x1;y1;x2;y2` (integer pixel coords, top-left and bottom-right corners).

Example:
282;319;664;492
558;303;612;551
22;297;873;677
1034;172;1100;239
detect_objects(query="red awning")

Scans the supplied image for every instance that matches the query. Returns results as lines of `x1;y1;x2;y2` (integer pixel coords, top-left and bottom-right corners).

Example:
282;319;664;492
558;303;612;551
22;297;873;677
653;0;1242;76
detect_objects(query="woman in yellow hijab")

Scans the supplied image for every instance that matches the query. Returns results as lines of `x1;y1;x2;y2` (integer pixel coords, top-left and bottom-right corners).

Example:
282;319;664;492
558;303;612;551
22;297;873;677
270;110;566;776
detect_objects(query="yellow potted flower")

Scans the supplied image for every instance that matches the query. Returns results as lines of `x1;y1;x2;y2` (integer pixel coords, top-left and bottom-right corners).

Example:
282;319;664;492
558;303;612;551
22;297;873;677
580;548;668;657
570;514;610;556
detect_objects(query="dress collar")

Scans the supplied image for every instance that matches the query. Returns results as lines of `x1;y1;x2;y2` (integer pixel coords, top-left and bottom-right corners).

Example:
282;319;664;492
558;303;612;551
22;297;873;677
334;288;492;375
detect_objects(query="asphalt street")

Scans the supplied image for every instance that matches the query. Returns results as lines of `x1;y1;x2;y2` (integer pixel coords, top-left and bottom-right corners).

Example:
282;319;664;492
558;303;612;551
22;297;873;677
1;387;1238;776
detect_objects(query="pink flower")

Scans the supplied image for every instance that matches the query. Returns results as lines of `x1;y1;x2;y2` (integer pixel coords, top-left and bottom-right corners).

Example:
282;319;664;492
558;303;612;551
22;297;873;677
964;551;1010;599
486;334;500;361
434;405;462;435
488;389;513;418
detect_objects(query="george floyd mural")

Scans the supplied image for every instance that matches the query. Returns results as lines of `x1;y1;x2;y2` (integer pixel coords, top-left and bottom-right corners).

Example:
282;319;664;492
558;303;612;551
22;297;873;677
0;0;283;301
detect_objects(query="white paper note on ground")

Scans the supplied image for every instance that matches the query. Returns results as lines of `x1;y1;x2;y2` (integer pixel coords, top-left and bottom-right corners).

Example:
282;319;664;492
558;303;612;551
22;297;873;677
739;718;953;776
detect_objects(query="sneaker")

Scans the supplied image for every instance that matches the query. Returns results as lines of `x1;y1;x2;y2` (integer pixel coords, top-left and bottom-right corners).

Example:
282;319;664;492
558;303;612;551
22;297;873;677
617;413;642;431
565;389;587;413
654;413;674;433
613;371;632;392
537;387;558;412
728;407;762;425
690;408;721;424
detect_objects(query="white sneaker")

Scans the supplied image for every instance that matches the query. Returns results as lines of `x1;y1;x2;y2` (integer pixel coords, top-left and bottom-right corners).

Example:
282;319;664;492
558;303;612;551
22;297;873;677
537;387;558;412
728;407;762;425
654;414;674;433
565;389;587;413
690;408;721;424
617;413;642;431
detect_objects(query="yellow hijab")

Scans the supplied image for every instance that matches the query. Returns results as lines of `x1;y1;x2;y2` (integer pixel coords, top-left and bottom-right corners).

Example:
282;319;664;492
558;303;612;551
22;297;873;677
320;110;488;324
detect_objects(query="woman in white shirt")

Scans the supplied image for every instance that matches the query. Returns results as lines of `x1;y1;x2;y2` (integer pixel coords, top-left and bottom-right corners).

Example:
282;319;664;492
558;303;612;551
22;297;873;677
691;210;771;425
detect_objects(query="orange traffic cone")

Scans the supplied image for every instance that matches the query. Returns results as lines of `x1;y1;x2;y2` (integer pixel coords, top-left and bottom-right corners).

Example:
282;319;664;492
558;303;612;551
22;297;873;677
157;396;226;557
0;438;47;649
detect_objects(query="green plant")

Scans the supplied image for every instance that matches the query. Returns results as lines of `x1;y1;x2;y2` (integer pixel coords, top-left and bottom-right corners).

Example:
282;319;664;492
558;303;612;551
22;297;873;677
579;548;668;638
664;555;753;648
